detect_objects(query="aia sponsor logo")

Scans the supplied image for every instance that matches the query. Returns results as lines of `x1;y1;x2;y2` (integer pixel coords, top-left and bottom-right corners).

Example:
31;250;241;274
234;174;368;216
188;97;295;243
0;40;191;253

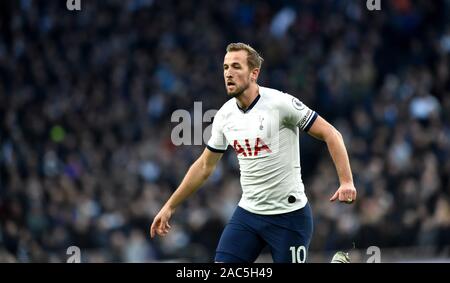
233;138;272;157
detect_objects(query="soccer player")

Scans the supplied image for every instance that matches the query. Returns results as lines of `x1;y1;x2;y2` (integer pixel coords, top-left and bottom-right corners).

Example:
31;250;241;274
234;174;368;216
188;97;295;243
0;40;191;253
150;43;357;263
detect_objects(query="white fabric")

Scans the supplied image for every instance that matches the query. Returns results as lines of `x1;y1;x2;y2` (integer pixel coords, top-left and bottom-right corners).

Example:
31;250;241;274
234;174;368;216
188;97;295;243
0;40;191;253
207;86;318;214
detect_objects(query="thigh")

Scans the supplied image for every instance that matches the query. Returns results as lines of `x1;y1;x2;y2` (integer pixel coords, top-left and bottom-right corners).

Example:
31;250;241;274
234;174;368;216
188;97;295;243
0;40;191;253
215;208;266;263
262;203;314;263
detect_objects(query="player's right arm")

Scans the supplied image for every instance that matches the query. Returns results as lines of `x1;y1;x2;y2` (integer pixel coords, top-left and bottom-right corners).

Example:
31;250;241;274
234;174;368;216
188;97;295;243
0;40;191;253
150;148;223;238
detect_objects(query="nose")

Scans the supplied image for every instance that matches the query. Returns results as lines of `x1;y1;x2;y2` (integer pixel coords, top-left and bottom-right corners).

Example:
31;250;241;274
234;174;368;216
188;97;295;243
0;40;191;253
225;69;233;78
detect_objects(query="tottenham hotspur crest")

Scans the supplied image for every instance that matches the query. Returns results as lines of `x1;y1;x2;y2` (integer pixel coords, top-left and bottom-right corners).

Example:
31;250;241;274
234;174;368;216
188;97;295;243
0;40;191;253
259;116;264;130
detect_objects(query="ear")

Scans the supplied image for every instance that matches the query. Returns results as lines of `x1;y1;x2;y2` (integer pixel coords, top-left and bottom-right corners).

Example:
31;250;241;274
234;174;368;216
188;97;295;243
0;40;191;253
250;68;260;82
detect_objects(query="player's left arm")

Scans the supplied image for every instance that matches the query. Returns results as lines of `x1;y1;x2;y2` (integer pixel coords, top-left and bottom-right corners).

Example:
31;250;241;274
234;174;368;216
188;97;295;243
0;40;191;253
307;116;357;204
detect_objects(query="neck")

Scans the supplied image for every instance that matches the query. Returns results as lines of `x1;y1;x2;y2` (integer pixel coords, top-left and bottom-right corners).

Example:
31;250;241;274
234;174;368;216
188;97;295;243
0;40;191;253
236;84;259;110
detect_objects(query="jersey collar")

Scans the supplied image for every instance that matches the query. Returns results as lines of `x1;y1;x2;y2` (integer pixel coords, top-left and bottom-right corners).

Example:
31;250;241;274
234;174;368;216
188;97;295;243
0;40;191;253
236;94;261;114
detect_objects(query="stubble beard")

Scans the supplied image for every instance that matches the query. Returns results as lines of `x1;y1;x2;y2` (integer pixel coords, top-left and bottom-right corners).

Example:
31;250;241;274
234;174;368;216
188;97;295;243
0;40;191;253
227;82;250;98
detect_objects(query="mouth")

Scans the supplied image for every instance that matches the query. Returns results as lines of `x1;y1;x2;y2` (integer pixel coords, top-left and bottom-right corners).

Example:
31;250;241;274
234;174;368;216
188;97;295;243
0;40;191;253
226;81;236;87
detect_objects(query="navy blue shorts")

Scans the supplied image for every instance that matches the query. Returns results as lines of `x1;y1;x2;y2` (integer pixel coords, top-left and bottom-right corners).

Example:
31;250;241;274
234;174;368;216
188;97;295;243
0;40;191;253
215;202;313;263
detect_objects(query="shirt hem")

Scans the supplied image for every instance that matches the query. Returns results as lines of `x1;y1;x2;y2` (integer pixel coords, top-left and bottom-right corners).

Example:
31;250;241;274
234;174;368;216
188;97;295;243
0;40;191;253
237;200;308;215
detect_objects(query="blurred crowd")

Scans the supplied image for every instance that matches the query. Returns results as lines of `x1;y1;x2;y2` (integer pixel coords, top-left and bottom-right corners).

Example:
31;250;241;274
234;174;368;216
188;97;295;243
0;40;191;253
0;0;449;262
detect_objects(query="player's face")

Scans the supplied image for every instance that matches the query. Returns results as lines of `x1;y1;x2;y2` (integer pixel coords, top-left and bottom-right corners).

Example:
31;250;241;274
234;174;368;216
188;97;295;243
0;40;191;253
223;51;253;97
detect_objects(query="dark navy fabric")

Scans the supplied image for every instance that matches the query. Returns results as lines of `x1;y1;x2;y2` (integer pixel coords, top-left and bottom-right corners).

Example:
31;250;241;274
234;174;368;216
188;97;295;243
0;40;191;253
215;202;313;263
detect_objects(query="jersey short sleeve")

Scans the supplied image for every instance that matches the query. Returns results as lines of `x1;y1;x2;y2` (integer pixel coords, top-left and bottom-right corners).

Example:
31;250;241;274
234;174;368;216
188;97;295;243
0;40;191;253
207;111;229;153
279;93;318;132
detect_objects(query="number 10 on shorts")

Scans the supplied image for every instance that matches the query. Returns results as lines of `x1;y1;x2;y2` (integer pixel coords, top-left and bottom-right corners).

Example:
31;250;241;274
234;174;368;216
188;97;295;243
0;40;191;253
289;246;306;263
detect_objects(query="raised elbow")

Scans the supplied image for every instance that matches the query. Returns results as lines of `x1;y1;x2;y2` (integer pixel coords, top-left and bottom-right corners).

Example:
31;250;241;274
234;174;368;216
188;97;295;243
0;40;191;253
334;128;343;139
202;166;213;179
324;126;343;143
199;161;214;180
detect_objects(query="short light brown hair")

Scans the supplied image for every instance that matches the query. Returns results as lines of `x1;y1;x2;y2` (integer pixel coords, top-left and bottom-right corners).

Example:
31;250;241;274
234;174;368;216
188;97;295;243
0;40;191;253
226;42;264;70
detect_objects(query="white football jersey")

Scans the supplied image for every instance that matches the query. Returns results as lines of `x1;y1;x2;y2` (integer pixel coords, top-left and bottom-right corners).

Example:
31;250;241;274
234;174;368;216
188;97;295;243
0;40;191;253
207;86;318;214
